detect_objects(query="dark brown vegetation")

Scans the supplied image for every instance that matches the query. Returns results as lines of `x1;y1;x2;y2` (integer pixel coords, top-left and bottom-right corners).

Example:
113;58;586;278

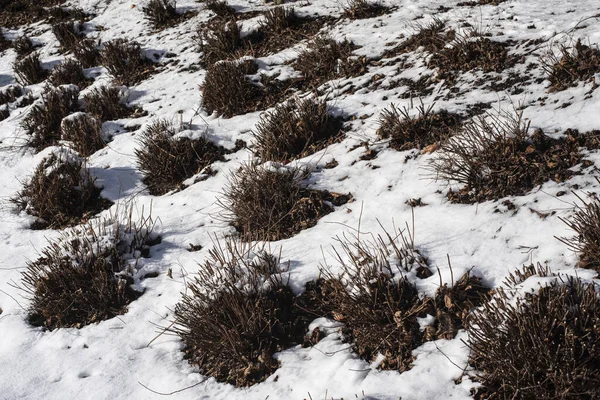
22;85;79;151
13;35;35;58
542;39;600;92
172;240;309;386
430;111;592;203
377;103;461;151
73;39;100;68
83;86;130;121
142;0;180;29
220;164;339;241
14;52;48;85
253;97;344;163
101;39;153;86
135;119;225;195
0;84;23;104
205;0;235;18
12;150;110;229
198;18;242;66
49;58;89;87
0;0;55;28
52;20;83;52
60;112;105;156
22;211;157;330
342;0;389;20
559;197;600;272
384;18;455;57
468;275;600;399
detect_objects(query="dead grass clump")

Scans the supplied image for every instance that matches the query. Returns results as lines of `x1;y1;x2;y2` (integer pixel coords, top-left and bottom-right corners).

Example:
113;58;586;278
198;18;243;66
22;85;79;151
253;97;344;163
377;103;461;152
142;0;180;29
542;39;600;92
220;163;337;241
559;198;600;272
73;39;101;68
468;276;600;399
83;86;130;121
52;20;83;52
0;105;9;121
13;35;34;58
205;0;235;18
0;84;23;104
294;37;366;87
135;119;225;195
49;58;89;87
14;52;48;85
430;111;584;203
172;239;308;386
101;39;153;86
60;112;105;156
342;0;389;20
201;60;264;117
260;6;299;33
12;149;110;229
22;210;157;330
386;18;454;56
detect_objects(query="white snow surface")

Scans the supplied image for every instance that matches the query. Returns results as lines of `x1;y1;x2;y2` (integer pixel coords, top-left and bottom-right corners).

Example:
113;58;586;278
1;0;600;399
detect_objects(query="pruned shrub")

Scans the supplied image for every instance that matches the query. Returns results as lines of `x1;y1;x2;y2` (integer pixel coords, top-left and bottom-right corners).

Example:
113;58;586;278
11;148;110;229
22;209;158;330
22;85;79;151
377;103;461;152
559;197;600;272
73;38;100;68
14;52;48;85
49;58;89;87
205;0;235;17
259;6;299;33
253;97;344;163
385;18;454;57
220;163;338;241
294;37;366;87
172;239;309;386
13;35;34;58
202;60;263;117
52;20;83;52
60;112;105;156
342;0;388;20
430;110;586;203
142;0;179;29
0;104;9;121
135;119;225;195
0;84;22;104
101;39;153;86
468;276;600;399
542;39;600;92
83;85;130;121
198;18;243;66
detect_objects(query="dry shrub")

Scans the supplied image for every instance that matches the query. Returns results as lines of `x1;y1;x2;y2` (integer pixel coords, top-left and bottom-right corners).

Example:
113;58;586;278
13;35;34;58
60;112;105;156
458;0;507;5
253;97;344;163
430;110;585;203
260;6;299;33
14;52;48;85
172;239;310;386
52;20;83;52
377;103;461;151
135;119;225;195
0;0;46;28
49;58;89;87
142;0;179;29
342;0;389;20
22;85;79;151
205;0;235;17
0;104;9;121
83;86;130;121
385;18;454;57
542;39;600;92
22;209;158;330
46;6;88;23
198;18;243;66
559;197;600;272
0;84;23;104
12;149;111;229
101;39;153;86
201;60;263;117
73;39;101;68
294;37;366;87
468;275;600;399
220;163;338;241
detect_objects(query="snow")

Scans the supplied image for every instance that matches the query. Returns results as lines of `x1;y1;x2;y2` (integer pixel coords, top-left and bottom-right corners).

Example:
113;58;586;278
1;0;600;398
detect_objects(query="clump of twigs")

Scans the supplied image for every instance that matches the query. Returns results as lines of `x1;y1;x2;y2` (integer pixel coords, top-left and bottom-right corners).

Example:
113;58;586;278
22;208;159;330
49;58;89;87
205;0;235;17
73;39;101;68
384;18;454;57
13;35;35;58
198;17;243;66
22;84;80;151
14;52;48;85
0;84;23;104
342;0;389;20
101;39;154;86
52;20;83;52
83;85;131;121
11;148;111;229
559;196;600;272
135;119;225;195
542;39;600;92
142;0;180;29
253;97;344;163
172;239;308;386
468;275;600;399
377;103;461;152
60;112;106;156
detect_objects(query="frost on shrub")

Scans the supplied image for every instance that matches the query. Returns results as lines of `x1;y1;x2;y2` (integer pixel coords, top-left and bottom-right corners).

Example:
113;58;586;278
22;208;160;330
11;148;111;229
172;239;308;387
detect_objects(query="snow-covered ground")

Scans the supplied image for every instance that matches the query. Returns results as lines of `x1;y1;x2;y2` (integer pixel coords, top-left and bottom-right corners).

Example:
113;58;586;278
1;0;600;398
